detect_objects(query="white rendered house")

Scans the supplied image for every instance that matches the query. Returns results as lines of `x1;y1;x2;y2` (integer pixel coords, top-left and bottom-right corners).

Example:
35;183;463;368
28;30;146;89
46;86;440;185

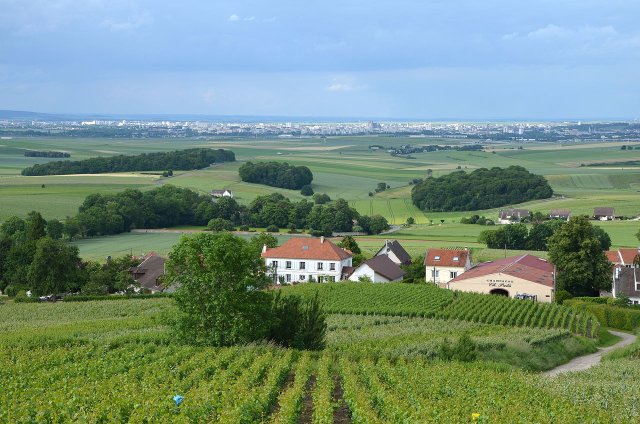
262;237;352;284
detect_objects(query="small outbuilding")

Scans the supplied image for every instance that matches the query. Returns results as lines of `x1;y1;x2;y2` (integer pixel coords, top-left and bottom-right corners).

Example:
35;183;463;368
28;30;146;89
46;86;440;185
498;209;531;224
593;207;615;221
375;240;412;265
128;252;166;293
549;209;571;220
210;189;234;199
347;255;405;283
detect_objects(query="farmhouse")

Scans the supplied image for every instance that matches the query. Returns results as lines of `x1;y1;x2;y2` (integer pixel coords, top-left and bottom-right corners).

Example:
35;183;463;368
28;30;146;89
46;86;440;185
374;240;412;265
613;266;640;305
449;254;555;303
262;237;352;284
593;207;615;221
549;209;571;220
347;255;405;283
424;248;471;286
128;252;165;293
498;209;531;224
210;189;233;198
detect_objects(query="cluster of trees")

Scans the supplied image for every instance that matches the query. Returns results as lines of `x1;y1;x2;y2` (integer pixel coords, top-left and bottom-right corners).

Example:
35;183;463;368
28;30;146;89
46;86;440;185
13;187;388;241
479;220;611;251
168;233;326;349
460;215;495;225
21;148;235;176
411;166;553;212
24;150;70;158
239;161;313;190
0;212;138;296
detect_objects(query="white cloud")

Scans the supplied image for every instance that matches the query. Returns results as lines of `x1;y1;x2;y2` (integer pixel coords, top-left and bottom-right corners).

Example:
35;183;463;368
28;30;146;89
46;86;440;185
228;14;240;22
244;16;256;22
101;13;153;32
327;83;353;92
202;89;215;104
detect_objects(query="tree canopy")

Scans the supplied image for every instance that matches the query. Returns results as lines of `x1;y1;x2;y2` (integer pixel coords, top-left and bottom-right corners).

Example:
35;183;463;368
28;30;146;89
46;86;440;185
411;166;553;212
239;161;313;190
547;216;612;297
21;148;235;176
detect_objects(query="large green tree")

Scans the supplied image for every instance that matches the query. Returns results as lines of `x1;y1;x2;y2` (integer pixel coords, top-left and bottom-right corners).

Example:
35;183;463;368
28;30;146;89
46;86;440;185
547;216;612;297
167;233;272;346
27;237;84;295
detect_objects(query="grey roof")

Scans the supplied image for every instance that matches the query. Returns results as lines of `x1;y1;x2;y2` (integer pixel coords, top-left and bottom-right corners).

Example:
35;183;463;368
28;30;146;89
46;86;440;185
594;207;615;217
378;240;412;264
615;267;640;297
362;255;406;281
130;253;165;291
499;209;531;219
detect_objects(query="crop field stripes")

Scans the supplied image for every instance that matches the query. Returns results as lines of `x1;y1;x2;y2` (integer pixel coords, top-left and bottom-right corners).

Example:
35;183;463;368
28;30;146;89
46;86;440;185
386;199;396;224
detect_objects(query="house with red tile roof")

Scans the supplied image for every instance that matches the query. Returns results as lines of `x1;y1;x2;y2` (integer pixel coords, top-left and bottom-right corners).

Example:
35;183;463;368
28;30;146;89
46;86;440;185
261;236;352;284
448;254;555;302
606;248;640;268
424;248;472;285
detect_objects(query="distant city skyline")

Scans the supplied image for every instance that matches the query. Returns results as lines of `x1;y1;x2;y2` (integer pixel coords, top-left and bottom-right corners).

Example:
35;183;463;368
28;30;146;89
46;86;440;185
1;1;639;119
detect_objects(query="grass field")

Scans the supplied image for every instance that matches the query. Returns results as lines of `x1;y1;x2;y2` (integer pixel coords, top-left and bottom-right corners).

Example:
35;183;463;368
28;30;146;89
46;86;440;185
1;136;639;252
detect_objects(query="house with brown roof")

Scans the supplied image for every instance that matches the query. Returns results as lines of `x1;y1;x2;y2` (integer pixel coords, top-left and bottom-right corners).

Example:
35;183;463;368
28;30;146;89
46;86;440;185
347;255;405;283
613;266;640;305
593;207;615;221
449;254;555;302
424;248;472;286
128;252;166;293
261;236;352;284
549;209;571;220
374;240;412;265
498;209;531;224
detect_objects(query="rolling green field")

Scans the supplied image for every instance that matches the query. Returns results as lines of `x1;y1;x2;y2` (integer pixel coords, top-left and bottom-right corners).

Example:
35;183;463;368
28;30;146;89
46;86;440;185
1;135;639;256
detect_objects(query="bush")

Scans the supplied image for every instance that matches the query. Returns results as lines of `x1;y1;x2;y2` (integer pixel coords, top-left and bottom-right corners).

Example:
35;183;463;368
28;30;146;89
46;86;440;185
239;225;250;231
300;185;314;196
3;285;20;298
266;225;280;233
555;290;573;305
564;300;640;331
207;218;235;232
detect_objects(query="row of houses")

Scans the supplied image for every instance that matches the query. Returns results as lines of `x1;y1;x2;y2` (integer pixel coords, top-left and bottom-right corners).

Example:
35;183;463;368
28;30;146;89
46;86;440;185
498;207;616;223
128;237;639;306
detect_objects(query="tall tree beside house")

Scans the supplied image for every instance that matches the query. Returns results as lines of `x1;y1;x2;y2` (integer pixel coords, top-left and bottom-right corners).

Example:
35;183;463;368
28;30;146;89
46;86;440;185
338;235;361;254
27;237;84;295
547;216;612;297
167;233;273;346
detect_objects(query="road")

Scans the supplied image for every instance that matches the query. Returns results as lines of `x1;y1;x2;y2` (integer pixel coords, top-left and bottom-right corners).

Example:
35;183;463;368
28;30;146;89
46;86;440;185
543;330;637;377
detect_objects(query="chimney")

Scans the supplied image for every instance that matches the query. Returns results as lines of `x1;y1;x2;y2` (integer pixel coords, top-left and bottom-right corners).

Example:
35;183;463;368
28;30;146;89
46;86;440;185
320;236;324;244
262;244;267;254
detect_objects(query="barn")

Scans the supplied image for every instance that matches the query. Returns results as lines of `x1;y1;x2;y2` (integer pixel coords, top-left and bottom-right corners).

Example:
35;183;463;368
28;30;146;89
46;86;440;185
448;254;555;303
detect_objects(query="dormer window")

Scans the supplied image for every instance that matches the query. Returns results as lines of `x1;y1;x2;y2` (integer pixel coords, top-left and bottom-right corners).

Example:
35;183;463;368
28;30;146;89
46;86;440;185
453;256;459;261
434;256;440;261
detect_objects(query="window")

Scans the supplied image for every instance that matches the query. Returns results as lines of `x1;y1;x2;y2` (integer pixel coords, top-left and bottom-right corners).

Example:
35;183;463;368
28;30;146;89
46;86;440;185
271;260;278;268
453;256;459;261
450;271;457;279
432;270;439;278
285;261;292;269
317;262;324;270
318;276;324;283
286;274;291;282
434;256;440;261
328;276;336;282
299;261;306;270
330;263;336;271
300;275;306;280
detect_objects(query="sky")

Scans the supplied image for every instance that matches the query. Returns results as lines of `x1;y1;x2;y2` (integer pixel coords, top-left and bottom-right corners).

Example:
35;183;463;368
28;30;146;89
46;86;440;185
1;0;639;120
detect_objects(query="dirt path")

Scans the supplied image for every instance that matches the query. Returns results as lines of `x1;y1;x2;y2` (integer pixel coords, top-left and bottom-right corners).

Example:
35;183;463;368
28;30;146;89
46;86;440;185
543;330;637;377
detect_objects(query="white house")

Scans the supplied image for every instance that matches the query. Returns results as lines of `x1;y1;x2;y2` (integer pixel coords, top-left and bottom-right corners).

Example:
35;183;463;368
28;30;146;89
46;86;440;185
210;189;233;199
347;255;405;283
613;266;640;305
262;237;352;284
374;240;412;265
424;248;472;286
498;209;531;224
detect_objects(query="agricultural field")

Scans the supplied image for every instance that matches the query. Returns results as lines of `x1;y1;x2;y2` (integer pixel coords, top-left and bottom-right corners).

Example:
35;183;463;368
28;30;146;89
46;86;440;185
1;294;637;422
1;135;640;255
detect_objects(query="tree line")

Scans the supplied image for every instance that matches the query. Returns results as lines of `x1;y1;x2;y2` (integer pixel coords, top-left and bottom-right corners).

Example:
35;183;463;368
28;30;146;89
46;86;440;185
478;220;611;251
411;166;553;212
239;161;313;190
20;148;235;176
3;186;388;243
24;150;70;158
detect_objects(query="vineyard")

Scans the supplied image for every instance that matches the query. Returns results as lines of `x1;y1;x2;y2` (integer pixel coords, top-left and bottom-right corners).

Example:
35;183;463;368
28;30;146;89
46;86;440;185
281;283;600;338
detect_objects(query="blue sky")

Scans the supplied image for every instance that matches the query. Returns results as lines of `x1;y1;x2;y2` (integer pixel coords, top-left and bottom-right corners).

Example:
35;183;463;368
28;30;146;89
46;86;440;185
1;0;639;119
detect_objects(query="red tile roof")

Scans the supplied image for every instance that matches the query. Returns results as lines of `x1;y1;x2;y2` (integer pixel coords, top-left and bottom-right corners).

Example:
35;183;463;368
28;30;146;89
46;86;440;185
618;248;640;266
450;254;555;288
606;250;621;264
262;237;352;261
424;249;469;267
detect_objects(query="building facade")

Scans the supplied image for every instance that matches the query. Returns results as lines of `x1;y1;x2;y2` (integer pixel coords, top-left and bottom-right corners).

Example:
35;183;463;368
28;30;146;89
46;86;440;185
424;248;471;286
262;237;352;284
347;255;405;283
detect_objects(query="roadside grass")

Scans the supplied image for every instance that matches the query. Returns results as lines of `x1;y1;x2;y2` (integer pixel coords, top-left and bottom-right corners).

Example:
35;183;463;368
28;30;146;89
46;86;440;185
597;327;623;347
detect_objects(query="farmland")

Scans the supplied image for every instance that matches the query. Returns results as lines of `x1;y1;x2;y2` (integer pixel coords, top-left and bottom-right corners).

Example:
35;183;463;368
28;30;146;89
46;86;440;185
1;294;638;422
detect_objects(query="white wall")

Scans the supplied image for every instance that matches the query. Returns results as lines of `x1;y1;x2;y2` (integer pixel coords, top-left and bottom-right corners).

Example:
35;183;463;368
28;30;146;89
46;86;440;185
425;265;467;284
450;274;554;303
265;256;352;284
348;264;390;283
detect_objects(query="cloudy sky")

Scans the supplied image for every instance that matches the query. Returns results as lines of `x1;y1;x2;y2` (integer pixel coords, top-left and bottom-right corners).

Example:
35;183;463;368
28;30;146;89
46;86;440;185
1;0;639;119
